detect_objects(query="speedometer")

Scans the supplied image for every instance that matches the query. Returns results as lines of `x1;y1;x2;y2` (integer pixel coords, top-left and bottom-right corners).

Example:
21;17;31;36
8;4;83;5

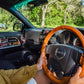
73;37;82;47
60;31;71;44
50;37;57;44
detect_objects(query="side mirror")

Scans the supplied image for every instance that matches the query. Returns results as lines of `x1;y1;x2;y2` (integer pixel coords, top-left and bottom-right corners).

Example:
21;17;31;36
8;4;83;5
13;23;24;31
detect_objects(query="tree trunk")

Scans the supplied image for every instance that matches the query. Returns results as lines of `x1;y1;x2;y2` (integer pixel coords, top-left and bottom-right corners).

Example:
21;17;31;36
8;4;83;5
41;4;48;27
64;9;66;25
42;10;46;27
41;0;57;27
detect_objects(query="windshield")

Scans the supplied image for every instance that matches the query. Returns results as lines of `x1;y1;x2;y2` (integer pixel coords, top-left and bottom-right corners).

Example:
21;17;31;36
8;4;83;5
0;0;84;32
14;0;84;28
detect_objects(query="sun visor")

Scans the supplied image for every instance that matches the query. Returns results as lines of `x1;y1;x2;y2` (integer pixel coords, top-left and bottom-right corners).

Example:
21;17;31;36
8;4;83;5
0;0;35;8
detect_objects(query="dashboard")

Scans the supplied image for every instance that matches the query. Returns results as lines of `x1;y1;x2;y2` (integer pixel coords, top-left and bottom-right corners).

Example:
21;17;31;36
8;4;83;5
2;30;82;50
0;27;84;69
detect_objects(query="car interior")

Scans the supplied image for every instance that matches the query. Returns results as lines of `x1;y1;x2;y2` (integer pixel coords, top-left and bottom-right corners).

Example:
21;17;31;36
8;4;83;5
0;0;84;84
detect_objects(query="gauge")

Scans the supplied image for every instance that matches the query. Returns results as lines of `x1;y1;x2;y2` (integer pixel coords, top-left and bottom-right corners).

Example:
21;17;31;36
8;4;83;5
50;36;57;44
60;31;71;44
73;37;82;47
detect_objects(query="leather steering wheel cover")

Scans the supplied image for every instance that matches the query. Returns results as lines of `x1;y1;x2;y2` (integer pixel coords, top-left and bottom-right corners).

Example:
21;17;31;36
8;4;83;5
41;25;84;84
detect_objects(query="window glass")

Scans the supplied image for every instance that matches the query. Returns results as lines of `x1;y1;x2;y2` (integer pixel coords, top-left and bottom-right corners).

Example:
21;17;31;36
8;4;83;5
0;7;20;32
16;0;84;28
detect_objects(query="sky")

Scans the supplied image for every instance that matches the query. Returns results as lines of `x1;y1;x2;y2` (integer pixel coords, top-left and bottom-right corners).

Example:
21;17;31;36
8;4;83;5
82;0;84;6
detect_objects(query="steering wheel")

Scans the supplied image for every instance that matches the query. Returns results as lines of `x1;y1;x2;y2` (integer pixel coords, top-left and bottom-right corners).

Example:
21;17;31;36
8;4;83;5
41;25;84;84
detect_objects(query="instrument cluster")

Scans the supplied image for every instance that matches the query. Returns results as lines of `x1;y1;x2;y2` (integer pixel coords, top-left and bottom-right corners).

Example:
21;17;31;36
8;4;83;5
59;30;82;49
39;29;83;49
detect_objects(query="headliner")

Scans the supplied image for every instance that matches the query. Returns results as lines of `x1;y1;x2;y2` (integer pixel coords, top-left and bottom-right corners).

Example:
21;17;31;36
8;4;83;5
0;0;35;8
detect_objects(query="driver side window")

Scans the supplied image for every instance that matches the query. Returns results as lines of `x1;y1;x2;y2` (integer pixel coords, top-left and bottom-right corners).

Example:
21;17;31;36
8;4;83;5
0;7;20;32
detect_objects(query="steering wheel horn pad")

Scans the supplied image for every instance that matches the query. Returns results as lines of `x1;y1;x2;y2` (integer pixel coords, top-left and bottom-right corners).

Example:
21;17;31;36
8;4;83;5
41;25;84;84
46;44;83;79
